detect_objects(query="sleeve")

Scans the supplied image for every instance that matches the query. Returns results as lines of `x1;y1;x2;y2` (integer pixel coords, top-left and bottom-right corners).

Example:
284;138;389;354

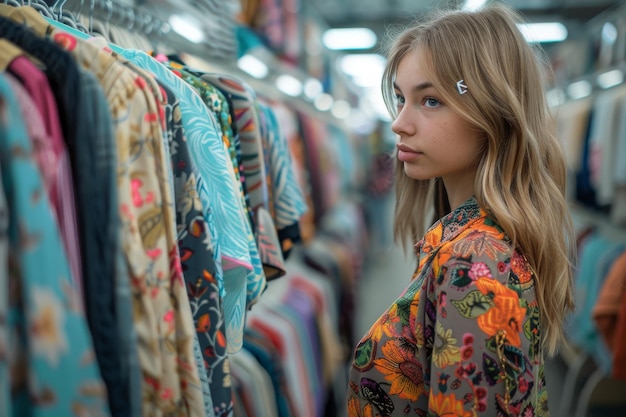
425;242;542;417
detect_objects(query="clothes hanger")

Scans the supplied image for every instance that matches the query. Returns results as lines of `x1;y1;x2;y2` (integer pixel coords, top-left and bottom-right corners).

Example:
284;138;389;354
53;0;88;33
0;2;51;33
138;14;155;52
116;6;137;49
25;0;56;19
2;0;22;8
106;1;124;47
129;9;153;51
71;0;89;33
52;0;80;31
88;0;111;41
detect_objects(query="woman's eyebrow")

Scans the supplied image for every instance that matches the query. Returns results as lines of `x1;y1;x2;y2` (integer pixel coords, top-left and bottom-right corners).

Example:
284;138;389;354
393;81;434;93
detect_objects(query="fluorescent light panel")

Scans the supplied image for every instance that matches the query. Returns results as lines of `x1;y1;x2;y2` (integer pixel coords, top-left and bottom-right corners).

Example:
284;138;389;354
169;15;205;43
517;22;568;43
339;54;386;87
237;54;269;79
462;0;487;12
597;69;623;89
314;94;334;111
566;80;592;100
304;78;323;98
322;28;377;50
276;75;303;97
331;100;351;119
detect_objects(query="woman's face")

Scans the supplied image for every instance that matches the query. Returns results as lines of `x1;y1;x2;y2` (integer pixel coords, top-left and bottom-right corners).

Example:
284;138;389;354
391;48;484;193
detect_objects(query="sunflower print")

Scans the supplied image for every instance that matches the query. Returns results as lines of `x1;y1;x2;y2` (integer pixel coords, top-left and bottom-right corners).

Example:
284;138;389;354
347;197;550;416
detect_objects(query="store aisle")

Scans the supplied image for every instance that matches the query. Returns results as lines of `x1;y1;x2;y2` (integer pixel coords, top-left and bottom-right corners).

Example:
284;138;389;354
353;240;416;343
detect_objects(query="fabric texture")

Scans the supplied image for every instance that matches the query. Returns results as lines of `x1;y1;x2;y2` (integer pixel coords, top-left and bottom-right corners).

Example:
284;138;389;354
0;73;111;417
348;197;549;417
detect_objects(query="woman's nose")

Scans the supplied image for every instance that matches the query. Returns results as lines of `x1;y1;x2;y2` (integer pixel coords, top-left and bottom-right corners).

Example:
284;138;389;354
391;108;415;136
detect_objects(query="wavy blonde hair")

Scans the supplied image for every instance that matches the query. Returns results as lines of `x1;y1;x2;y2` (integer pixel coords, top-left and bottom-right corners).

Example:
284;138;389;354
383;4;575;356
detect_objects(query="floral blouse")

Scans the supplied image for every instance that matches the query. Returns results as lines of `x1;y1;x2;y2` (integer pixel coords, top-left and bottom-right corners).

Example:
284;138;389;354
347;197;549;416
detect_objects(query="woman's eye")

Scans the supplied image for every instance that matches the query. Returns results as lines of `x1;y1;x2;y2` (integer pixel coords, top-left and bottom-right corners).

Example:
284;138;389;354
394;94;405;106
424;98;440;108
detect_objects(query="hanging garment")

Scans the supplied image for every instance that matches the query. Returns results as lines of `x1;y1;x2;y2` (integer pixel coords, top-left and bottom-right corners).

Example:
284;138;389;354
0;73;111;417
0;15;130;415
6;54;83;298
257;101;307;256
4;8;210;413
230;347;279;417
165;67;272;301
592;249;626;378
158;79;233;417
118;49;256;354
199;73;288;283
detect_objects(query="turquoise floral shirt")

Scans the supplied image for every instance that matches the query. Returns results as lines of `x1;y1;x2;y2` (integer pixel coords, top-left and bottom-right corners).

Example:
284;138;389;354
348;197;549;416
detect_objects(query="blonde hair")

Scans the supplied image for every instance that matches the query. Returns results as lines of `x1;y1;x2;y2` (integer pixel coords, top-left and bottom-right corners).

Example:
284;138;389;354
383;4;575;357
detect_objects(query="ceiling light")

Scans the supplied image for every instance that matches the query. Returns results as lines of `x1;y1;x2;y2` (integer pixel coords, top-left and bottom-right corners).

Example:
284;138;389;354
597;69;623;89
331;100;351;119
602;22;618;44
276;74;303;97
237;54;269;79
322;28;377;50
517;22;568;43
304;78;323;98
566;80;592;100
169;15;205;44
462;0;487;12
363;87;391;121
314;94;333;111
339;54;386;87
546;88;566;108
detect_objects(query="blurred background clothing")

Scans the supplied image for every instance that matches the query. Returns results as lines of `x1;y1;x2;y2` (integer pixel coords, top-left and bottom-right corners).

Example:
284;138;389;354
0;0;625;416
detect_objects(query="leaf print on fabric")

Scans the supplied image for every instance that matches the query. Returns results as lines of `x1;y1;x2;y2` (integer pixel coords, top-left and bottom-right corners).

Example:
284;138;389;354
428;391;473;417
137;206;164;249
432;322;461;368
536;389;549;417
174;171;202;220
451;290;494;319
359;377;395;416
524;303;541;359
475;278;527;347
30;287;68;366
445;259;473;288
373;340;426;401
353;338;377;372
188;217;205;239
482;353;501;386
500;344;527;379
453;229;508;260
366;304;402;342
347;397;361;417
347;397;377;417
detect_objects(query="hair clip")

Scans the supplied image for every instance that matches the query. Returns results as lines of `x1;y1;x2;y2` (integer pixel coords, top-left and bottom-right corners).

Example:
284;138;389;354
456;79;468;95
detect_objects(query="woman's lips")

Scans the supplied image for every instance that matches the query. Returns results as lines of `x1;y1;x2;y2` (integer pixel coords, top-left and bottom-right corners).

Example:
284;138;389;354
397;144;422;162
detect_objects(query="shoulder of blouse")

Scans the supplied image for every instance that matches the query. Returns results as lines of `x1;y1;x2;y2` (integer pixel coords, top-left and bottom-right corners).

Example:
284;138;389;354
431;215;537;293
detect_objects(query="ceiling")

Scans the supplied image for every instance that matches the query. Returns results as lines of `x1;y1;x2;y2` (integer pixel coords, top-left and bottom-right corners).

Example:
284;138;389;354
312;0;620;27
309;0;623;51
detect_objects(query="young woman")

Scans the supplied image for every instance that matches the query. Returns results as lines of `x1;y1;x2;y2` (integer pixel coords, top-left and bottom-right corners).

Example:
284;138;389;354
347;5;575;416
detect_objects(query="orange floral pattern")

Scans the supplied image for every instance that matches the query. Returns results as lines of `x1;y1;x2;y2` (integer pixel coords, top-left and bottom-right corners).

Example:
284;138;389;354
429;391;473;417
475;278;527;347
348;197;548;416
374;340;427;401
